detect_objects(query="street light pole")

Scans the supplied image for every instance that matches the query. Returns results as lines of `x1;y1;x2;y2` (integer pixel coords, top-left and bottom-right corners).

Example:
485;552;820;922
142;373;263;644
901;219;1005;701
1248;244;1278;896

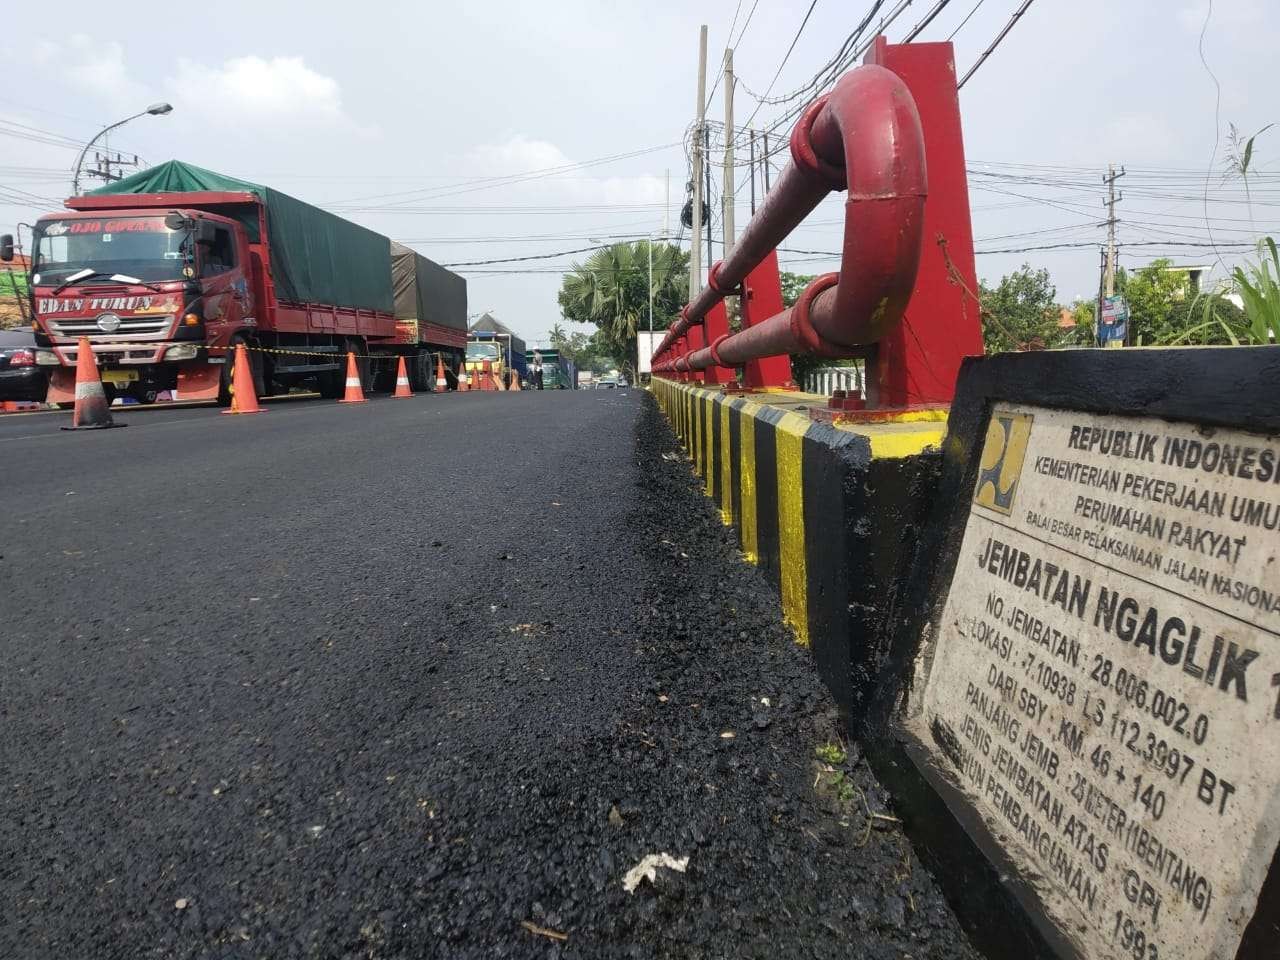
72;102;174;195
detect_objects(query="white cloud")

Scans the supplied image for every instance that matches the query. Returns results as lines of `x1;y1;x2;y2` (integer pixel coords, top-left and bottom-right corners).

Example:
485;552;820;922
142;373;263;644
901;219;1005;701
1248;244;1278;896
468;135;666;206
24;34;146;106
166;55;350;125
470;135;572;175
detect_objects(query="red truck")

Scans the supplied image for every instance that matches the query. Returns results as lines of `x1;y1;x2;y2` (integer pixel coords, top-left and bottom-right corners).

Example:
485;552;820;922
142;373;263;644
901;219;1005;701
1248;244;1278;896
0;160;466;405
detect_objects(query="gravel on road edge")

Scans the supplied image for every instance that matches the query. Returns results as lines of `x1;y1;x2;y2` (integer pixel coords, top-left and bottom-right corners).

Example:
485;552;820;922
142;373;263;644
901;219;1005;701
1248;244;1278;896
449;395;982;959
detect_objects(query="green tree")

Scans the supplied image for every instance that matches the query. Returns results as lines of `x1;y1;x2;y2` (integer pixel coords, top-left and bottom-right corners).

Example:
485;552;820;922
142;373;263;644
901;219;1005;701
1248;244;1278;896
1119;260;1242;344
780;271;816;308
1118;259;1185;344
1066;298;1096;346
979;264;1062;352
557;241;688;381
548;323;599;367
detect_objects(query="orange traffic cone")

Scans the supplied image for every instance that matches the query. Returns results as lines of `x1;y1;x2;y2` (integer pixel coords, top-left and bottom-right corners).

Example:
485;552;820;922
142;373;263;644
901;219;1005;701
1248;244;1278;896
62;337;124;430
457;364;470;392
392;356;413;398
509;369;521;391
494;367;507;391
481;360;493;391
435;354;448;392
220;342;265;415
337;352;366;404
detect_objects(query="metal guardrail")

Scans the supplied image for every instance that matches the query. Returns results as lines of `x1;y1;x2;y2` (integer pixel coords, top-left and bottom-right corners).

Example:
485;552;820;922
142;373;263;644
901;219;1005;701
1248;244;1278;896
651;37;986;412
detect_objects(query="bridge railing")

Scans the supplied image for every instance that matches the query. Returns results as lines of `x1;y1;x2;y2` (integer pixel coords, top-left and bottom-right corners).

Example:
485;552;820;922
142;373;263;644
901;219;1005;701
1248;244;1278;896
651;37;984;411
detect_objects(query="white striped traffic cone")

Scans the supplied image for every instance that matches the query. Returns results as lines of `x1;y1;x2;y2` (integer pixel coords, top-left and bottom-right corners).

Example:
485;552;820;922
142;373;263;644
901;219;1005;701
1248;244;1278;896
392;356;413;398
62;337;125;431
337;352;366;404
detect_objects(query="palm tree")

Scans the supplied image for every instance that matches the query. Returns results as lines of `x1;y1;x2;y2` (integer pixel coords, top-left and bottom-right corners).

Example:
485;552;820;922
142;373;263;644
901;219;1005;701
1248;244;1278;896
559;240;689;380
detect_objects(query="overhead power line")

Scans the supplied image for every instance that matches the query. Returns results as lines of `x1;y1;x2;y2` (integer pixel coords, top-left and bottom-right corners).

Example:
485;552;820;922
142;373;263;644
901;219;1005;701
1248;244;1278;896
902;0;953;42
958;0;1036;89
327;141;681;207
947;0;986;39
740;0;822;128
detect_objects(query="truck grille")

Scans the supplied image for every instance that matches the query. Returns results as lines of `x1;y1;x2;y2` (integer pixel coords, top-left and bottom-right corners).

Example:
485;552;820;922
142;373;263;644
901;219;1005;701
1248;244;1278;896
48;315;172;338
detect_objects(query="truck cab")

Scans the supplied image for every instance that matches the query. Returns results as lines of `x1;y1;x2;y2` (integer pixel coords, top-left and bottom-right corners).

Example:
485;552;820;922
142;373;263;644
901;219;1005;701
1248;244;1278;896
16;208;253;405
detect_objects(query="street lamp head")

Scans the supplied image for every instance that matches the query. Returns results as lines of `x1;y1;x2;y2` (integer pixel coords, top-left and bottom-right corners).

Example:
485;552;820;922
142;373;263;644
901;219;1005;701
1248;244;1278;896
146;102;173;116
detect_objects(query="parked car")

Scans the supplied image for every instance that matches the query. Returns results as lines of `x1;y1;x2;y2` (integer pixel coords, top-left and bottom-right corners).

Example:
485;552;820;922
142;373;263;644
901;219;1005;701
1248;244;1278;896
0;329;49;403
595;374;625;389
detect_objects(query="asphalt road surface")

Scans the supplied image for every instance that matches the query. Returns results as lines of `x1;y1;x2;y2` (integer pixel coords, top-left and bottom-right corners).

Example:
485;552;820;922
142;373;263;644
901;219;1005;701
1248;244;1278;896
0;391;978;959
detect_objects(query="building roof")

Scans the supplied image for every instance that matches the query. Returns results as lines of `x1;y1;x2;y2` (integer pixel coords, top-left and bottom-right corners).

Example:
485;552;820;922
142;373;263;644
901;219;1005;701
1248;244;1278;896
468;312;518;337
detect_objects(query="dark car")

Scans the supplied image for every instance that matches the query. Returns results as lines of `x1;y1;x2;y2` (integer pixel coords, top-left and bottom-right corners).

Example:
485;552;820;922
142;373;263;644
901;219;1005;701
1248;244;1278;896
0;329;49;403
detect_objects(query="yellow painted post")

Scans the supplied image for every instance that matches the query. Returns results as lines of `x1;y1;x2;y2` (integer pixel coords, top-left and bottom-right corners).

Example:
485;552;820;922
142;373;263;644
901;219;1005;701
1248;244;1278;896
719;400;732;525
704;396;715;497
738;401;759;564
774;412;809;646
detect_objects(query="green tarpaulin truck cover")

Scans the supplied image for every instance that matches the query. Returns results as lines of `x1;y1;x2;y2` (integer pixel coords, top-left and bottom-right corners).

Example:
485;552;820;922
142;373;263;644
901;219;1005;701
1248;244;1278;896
390;242;467;332
90;160;393;313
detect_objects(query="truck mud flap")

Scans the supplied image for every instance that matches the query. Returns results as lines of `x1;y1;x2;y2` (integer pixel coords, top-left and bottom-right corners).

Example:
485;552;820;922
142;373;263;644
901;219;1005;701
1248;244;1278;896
175;364;221;403
45;367;77;405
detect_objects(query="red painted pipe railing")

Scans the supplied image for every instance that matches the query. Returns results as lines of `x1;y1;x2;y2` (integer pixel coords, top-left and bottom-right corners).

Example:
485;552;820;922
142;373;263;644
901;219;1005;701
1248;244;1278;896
652;63;927;374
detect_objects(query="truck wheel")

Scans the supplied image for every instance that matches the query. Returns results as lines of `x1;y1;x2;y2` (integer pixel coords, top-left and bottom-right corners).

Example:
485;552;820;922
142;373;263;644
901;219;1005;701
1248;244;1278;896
370;357;394;394
317;368;344;399
408;351;433;392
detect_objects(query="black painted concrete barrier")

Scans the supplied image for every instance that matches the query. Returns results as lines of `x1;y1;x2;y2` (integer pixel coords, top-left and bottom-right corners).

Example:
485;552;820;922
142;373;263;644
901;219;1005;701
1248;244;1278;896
649;378;945;729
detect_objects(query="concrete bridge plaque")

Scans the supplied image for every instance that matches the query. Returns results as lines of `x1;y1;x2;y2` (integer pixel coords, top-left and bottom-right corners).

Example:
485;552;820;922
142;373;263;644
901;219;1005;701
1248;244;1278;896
879;349;1280;960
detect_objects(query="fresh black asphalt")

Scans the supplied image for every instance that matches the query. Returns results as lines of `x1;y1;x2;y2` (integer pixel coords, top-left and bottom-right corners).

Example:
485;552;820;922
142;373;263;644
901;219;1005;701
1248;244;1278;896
0;391;978;959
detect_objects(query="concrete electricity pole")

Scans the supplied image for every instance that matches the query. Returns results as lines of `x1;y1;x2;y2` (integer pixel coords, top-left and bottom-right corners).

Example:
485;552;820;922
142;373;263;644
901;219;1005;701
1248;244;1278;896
722;48;736;256
1102;164;1125;297
691;25;708;300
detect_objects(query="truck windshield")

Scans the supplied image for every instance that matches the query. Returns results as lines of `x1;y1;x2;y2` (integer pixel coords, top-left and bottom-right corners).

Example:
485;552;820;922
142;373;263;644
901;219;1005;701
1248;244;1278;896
466;343;500;360
31;217;188;284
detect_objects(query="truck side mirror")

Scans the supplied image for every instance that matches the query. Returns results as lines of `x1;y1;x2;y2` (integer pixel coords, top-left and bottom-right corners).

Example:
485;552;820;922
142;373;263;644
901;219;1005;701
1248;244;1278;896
194;220;217;246
163;212;188;231
0;235;13;262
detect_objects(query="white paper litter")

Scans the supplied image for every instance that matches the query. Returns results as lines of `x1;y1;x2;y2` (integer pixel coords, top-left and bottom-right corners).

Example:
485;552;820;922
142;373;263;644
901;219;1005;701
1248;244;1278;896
622;852;690;893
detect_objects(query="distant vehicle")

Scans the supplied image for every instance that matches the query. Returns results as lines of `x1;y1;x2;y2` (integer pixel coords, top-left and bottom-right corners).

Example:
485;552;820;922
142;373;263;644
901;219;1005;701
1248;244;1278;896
0;329;49;403
525;348;577;389
595;374;625;389
466;317;526;387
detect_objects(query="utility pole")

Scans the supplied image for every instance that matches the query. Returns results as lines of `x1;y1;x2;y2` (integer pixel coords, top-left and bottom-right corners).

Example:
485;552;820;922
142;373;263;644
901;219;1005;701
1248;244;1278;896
704;127;713;271
749;130;757;216
1102;164;1125;297
664;169;670;239
762;132;772;192
690;25;708;300
722;48;736;255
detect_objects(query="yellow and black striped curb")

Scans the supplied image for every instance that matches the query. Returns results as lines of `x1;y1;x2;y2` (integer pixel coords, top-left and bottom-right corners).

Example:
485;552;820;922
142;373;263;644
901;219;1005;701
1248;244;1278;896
651;377;947;728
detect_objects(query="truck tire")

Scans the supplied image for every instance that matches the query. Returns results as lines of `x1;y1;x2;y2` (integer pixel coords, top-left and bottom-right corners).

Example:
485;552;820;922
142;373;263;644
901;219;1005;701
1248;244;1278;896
317;368;343;399
408;351;433;392
128;386;158;405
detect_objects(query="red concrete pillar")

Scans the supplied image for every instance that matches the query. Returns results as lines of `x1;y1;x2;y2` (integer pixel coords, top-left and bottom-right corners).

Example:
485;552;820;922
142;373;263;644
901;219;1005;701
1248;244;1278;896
863;37;983;407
